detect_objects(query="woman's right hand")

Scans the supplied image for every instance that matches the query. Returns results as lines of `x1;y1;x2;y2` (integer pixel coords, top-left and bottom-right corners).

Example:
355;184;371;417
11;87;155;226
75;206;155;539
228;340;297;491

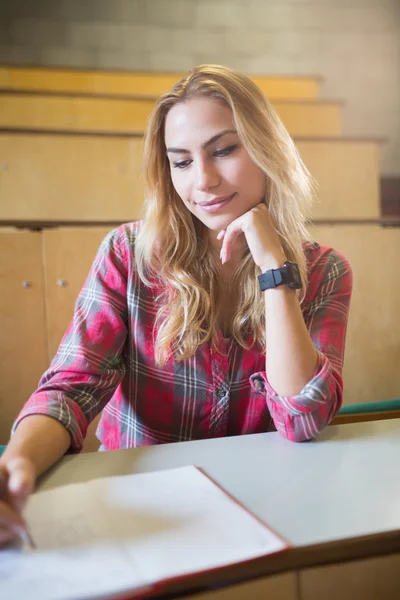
0;457;36;548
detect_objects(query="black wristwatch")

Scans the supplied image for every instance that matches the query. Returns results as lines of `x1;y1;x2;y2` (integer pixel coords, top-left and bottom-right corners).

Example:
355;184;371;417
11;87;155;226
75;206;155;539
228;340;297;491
258;261;302;291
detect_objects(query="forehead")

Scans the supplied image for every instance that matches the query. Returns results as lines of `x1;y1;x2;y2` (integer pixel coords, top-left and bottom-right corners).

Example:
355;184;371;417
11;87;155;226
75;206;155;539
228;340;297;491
164;97;235;146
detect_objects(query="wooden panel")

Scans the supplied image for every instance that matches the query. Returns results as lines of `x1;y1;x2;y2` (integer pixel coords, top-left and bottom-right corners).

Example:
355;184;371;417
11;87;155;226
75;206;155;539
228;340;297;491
0;94;341;137
300;554;400;600
309;225;400;404
274;102;341;137
0;230;48;444
331;410;400;426
0;134;145;221
43;227;112;452
0;135;379;222
0;94;155;135
299;140;380;220
43;228;112;357
185;572;298;599
0;67;321;99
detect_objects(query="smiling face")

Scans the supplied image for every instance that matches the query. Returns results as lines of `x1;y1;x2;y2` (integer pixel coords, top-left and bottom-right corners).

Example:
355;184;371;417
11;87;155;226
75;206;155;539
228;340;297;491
164;97;266;241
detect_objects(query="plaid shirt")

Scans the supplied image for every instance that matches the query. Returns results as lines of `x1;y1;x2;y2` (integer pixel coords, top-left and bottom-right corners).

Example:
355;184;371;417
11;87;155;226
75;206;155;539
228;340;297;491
14;221;352;450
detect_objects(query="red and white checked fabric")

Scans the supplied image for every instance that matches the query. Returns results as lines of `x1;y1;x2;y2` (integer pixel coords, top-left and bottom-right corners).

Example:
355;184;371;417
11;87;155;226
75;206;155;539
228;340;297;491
13;221;352;450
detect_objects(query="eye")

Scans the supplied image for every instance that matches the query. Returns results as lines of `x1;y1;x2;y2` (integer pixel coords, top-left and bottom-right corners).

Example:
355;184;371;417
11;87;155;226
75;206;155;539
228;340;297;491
213;144;238;158
173;159;192;169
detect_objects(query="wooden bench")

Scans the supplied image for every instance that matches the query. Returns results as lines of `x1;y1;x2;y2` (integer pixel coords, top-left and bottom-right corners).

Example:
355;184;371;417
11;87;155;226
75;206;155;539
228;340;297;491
0;135;380;222
0;67;322;100
0;93;343;138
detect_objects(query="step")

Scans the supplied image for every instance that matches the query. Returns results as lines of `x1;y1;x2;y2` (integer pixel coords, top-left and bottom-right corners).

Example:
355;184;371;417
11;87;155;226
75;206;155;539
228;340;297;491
0;93;342;138
0;134;380;222
0;66;321;100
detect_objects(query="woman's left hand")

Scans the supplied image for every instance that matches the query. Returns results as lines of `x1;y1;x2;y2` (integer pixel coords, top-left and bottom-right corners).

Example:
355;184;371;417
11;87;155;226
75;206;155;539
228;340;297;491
217;203;287;272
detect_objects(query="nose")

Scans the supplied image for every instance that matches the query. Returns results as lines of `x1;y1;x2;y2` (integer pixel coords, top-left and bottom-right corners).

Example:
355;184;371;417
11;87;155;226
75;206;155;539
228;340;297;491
196;157;220;192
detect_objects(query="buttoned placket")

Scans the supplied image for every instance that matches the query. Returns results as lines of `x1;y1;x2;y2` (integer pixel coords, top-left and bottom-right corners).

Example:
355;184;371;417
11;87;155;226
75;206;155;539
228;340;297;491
208;334;233;436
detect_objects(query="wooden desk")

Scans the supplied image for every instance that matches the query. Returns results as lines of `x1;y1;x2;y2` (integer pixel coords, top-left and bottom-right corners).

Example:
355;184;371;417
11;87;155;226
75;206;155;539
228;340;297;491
38;420;400;599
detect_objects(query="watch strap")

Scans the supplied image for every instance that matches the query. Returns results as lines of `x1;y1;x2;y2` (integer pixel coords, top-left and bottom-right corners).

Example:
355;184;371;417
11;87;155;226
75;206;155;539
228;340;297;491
258;261;301;291
258;267;284;290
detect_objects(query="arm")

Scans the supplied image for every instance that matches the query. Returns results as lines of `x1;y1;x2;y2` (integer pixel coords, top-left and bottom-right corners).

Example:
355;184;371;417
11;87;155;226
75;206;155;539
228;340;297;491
262;259;318;397
218;204;352;442
251;247;353;441
0;227;131;546
0;416;71;547
11;226;130;454
1;416;70;478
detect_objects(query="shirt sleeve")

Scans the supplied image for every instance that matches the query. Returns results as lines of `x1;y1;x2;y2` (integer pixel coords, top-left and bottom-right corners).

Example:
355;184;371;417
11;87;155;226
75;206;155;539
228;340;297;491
249;246;353;442
12;227;130;453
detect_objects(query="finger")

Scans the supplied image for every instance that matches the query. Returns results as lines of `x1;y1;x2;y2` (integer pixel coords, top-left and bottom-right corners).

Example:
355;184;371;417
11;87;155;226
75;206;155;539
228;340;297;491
0;521;27;547
221;219;245;263
0;501;26;533
5;458;35;513
0;525;17;547
216;230;225;241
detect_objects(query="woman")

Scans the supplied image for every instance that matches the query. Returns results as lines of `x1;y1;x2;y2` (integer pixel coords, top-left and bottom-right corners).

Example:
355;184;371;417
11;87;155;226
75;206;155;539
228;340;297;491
0;65;352;545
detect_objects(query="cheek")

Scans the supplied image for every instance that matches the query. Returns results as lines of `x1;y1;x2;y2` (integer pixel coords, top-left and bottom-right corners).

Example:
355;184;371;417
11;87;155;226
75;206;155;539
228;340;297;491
254;170;267;198
243;161;265;197
170;171;192;206
170;170;184;196
231;158;265;194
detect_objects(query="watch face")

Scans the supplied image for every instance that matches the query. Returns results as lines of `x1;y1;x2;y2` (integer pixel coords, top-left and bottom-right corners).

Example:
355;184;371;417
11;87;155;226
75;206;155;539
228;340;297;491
286;262;302;289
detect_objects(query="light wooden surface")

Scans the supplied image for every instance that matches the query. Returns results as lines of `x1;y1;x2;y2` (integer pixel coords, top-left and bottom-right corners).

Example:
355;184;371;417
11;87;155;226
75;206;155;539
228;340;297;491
310;224;400;404
276;101;342;137
0;134;145;221
187;555;400;600
300;139;380;220
0;230;48;444
0;135;379;221
0;67;321;99
188;572;298;600
42;228;113;358
300;554;400;600
0;93;342;137
331;410;400;426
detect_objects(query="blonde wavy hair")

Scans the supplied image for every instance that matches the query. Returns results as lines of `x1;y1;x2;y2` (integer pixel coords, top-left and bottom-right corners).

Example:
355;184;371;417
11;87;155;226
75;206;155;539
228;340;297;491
135;64;315;367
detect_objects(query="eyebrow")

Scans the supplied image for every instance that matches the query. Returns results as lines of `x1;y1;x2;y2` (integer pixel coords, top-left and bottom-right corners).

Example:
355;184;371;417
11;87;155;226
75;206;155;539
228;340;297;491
166;129;238;154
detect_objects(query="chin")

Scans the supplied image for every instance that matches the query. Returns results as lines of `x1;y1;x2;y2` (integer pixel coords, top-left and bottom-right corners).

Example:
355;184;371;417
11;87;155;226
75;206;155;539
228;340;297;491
205;216;234;231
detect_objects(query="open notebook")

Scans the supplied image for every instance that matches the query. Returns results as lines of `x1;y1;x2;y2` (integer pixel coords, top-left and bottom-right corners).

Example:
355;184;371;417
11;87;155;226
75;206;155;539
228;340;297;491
0;465;289;600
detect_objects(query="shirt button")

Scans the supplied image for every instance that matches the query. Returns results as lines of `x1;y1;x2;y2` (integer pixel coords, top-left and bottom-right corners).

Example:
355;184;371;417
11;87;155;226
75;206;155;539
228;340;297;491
254;380;264;393
216;388;226;400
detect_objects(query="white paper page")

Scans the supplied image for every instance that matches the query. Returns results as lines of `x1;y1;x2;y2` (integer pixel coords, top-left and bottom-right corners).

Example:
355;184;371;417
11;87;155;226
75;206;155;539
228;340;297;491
95;466;287;582
0;466;287;600
0;546;150;600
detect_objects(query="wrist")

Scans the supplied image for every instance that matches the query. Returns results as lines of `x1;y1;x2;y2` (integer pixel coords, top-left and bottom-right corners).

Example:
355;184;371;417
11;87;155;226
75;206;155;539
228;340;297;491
258;260;302;292
1;449;37;478
259;253;287;273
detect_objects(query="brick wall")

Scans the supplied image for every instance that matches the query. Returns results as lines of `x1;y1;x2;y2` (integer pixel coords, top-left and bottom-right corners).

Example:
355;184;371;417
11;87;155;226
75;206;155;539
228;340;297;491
0;0;399;176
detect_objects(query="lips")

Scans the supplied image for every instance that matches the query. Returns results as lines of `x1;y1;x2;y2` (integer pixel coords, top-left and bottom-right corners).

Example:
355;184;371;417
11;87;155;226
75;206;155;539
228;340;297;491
198;194;235;207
